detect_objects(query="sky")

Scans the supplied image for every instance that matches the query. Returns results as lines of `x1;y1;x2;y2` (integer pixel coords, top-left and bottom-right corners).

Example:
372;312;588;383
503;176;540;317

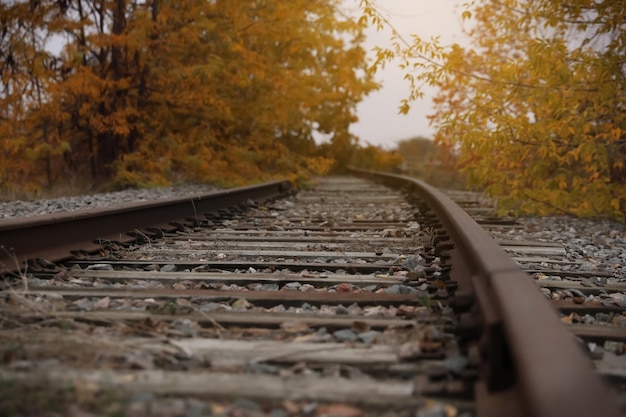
345;0;468;148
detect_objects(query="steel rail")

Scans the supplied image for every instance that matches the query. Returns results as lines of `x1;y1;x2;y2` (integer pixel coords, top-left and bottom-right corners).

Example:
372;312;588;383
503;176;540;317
351;169;620;417
0;180;291;274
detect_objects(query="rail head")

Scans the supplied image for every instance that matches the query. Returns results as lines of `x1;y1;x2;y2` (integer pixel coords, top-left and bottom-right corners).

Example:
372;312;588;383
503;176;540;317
0;180;292;274
350;168;620;417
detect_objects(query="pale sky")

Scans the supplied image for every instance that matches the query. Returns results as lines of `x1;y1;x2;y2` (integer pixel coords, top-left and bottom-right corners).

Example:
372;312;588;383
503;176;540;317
346;0;467;148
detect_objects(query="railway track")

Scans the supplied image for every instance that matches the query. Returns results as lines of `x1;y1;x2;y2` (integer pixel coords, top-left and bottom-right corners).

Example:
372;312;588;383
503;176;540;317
0;172;623;417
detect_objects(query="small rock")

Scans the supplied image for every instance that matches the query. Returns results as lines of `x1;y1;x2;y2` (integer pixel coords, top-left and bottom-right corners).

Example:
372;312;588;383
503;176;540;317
262;283;280;291
197;302;229;312
401;255;424;270
397;341;421;360
595;312;611;322
93;296;111;309
160;264;178;273
385;284;416;294
333;329;358;342
335;304;350;315
151;398;186;417
444;355;468;376
270;304;286;313
604;340;624;354
246;363;280;375
283;282;302;290
85;263;113;271
44;293;64;301
358;331;382;344
171;319;197;337
281;321;310;333
185;399;208;417
583;315;595;325
406;268;427;279
72;298;94;311
230;398;262;412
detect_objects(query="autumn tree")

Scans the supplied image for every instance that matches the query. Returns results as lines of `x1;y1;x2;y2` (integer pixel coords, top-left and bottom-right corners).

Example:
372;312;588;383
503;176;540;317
0;1;68;191
362;0;626;220
0;0;377;194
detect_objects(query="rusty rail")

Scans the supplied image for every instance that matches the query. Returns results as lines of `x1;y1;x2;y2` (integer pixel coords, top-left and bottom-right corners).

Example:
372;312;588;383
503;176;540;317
351;169;620;417
0;180;291;274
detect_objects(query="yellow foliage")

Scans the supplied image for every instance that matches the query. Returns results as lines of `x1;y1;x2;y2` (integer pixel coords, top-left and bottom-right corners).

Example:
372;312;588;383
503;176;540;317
1;0;376;192
361;0;626;220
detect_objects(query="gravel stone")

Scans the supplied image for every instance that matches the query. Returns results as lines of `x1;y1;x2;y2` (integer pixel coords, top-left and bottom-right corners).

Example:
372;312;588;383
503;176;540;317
333;328;359;342
358;330;382;344
595;312;611;322
230;398;262;412
444;355;468;375
261;283;279;291
385;284;418;294
335;304;350;315
85;263;114;271
160;264;178;273
515;216;626;280
401;255;424;270
0;184;219;219
603;341;624;355
185;399;208;417
197;302;230;312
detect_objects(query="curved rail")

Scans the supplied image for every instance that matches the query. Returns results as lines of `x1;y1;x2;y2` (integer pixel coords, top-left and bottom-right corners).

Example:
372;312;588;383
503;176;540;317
351;169;620;417
0;180;291;274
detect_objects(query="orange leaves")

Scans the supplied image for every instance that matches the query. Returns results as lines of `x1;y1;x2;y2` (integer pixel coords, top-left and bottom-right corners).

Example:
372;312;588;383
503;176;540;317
1;0;375;191
358;0;626;220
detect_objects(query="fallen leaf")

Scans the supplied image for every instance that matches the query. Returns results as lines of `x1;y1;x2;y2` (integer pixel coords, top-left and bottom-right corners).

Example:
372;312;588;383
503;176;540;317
336;283;355;292
316;403;363;417
433;279;447;289
351;321;370;333
231;298;252;309
281;321;311;333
